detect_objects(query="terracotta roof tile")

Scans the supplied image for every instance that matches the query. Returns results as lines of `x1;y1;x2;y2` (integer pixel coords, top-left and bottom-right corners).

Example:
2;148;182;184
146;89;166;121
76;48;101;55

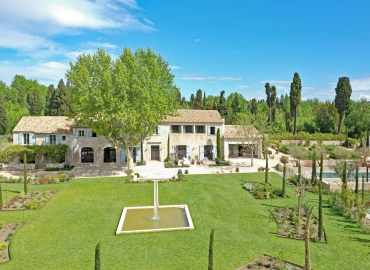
162;109;224;124
12;116;74;134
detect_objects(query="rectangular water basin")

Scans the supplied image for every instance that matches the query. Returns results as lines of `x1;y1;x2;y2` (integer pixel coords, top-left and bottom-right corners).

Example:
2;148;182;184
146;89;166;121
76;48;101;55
116;205;194;234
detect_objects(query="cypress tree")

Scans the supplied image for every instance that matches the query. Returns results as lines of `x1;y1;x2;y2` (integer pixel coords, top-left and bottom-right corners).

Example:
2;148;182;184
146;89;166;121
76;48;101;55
305;206;315;270
216;128;221;159
27;89;43;115
342;161;347;198
355;165;359;195
23;153;27;194
334;77;352;134
362;175;365;205
265;150;269;184
95;241;101;270
208;228;214;270
318;153;323;241
45;84;56;116
282;160;286;197
311;151;316;185
290;72;302;135
0;92;8;135
0;183;3;210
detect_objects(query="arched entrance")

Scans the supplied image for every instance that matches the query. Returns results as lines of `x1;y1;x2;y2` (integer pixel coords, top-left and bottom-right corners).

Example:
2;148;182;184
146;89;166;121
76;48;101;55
81;147;94;163
104;147;116;163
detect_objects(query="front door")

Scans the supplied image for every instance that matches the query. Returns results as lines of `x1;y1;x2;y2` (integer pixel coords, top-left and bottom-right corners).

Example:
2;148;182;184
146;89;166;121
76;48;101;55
151;145;160;161
204;145;213;160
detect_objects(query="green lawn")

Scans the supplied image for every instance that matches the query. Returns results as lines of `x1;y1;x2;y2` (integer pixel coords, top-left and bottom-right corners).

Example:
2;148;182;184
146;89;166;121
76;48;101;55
0;173;369;269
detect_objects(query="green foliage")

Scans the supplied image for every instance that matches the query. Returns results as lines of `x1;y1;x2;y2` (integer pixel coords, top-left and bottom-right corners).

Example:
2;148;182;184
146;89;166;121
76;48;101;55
0;92;8;135
290;72;302;134
208;228;214;270
335;77;352;133
24;199;41;209
27;89;44;116
216;128;221;159
0;182;2;210
136;161;146;166
0;243;7;251
95;241;102;270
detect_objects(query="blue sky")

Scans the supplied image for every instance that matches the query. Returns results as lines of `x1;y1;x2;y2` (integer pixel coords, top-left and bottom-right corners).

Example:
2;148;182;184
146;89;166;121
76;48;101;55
1;0;370;101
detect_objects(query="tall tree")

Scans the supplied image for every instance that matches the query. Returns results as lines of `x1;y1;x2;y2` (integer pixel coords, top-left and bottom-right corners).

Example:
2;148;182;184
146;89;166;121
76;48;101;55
0;92;8;135
208;228;214;270
334;77;352;134
216;128;221;159
250;98;258;115
305;206;315;270
95;241;101;270
66;48;178;172
265;83;277;129
27;89;43;115
194;89;203;109
290;72;302;135
45;84;56;116
318;153;324;241
218;90;228;118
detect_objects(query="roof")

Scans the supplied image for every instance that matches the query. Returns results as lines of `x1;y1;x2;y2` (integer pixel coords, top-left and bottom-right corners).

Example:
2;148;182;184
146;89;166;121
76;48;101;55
162;109;224;124
12;116;74;134
224;125;259;139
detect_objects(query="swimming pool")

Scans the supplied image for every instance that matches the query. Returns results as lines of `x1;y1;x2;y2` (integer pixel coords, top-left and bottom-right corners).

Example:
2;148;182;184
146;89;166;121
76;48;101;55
317;172;370;179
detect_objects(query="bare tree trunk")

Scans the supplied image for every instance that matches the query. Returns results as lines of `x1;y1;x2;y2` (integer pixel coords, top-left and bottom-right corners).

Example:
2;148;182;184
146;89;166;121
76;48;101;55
251;148;254;167
338;112;344;134
125;146;135;174
305;206;315;270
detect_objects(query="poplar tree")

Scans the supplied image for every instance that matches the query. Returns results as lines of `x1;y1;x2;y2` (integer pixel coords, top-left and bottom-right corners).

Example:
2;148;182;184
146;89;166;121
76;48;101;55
334;77;352;134
290;72;302;135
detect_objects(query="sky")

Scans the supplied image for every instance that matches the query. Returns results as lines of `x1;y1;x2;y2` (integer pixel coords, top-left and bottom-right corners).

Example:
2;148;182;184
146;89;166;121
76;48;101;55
1;0;370;102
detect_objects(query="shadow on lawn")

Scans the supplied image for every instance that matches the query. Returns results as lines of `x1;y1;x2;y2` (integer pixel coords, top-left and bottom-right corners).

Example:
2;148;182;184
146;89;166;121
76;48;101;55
347;236;370;250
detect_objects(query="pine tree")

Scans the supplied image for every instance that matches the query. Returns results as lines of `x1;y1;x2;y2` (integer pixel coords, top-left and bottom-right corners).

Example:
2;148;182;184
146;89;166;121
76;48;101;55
290;72;302;135
95;241;101;270
0;92;8;135
208;228;214;270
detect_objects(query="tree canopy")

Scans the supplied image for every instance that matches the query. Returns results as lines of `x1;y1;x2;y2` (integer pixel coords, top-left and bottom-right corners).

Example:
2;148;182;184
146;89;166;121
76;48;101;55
66;47;178;171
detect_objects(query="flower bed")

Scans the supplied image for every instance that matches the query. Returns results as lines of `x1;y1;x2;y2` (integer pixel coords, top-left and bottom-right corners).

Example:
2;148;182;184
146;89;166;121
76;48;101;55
0;222;23;263
2;190;57;210
236;254;304;270
269;206;327;243
243;182;288;199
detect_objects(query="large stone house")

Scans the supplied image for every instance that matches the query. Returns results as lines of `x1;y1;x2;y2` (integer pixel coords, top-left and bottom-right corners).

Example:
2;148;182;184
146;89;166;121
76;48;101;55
11;110;262;165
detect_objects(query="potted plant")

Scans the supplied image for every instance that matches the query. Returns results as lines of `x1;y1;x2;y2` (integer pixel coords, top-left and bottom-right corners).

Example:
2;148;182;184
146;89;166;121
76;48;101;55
215;157;220;165
235;167;239;172
258;166;264;172
196;159;201;165
185;169;189;174
177;168;183;175
174;157;179;166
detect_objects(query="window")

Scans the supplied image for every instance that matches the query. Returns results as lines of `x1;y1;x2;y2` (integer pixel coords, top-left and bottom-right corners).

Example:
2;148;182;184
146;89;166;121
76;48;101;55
23;133;30;144
183;125;193;133
62;136;66;141
92;131;97;137
171;125;181;133
152;126;160;135
50;135;57;145
195;125;205;133
79;130;85;137
209;126;216;135
81;147;94;163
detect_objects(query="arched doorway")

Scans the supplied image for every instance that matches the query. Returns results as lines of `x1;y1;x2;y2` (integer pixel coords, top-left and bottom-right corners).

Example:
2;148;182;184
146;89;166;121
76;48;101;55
104;147;116;163
81;147;94;163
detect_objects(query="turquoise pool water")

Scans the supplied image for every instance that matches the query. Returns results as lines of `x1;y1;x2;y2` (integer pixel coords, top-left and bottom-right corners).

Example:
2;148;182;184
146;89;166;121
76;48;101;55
317;172;369;179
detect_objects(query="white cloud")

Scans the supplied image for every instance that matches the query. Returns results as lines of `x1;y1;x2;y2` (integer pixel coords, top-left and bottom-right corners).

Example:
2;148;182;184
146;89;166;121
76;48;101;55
237;85;249;88
350;76;370;91
180;74;241;81
86;42;117;49
169;66;181;70
0;60;68;86
194;39;200;42
261;80;290;84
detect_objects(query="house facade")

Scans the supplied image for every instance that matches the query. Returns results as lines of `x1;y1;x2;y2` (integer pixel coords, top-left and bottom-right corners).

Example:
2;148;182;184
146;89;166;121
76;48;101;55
11;110;262;165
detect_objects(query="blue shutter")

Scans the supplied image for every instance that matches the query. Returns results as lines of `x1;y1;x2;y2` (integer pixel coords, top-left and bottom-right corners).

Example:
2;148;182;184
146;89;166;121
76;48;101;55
45;135;50;146
56;135;60;145
88;130;92;137
200;145;204;159
29;133;34;145
84;130;87;138
157;126;161;135
207;126;211;135
135;146;142;162
18;133;24;144
186;145;191;160
120;150;126;163
75;130;79;138
213;146;217;159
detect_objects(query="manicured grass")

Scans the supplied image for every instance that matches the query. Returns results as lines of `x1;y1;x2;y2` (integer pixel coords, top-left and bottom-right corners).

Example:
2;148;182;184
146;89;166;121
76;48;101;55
0;173;369;269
